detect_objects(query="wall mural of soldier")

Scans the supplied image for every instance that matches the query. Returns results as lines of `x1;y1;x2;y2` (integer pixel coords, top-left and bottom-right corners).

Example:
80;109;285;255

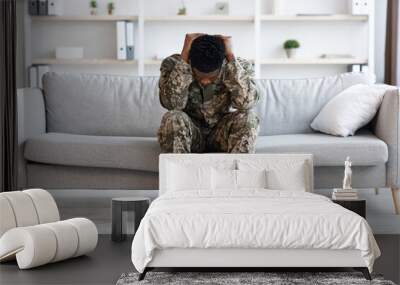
157;33;260;153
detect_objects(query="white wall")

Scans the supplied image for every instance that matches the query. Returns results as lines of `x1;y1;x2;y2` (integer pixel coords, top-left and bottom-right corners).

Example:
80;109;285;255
375;0;387;83
23;0;388;83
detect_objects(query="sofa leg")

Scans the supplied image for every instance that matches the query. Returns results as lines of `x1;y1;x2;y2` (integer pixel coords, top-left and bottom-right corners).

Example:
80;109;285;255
391;187;400;215
138;268;148;281
354;267;371;280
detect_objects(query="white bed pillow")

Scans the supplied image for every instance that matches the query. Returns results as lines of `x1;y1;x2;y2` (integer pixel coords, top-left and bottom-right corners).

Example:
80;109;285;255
310;84;386;137
212;168;268;191
167;163;212;191
237;159;308;192
236;169;268;189
212;168;236;190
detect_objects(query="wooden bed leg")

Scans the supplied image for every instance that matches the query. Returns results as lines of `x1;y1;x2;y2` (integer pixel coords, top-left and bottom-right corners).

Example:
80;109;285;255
391;187;400;215
354;267;372;280
138;268;148;281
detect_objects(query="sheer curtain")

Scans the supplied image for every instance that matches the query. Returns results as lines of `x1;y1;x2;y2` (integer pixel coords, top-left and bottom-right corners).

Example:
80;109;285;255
0;0;18;192
385;0;400;85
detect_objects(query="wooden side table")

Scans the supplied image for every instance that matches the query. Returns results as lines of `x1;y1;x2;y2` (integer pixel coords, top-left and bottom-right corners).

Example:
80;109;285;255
111;197;151;242
332;199;366;218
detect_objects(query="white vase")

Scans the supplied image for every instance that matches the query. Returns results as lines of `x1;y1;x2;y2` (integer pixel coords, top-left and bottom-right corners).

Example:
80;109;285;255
285;48;297;59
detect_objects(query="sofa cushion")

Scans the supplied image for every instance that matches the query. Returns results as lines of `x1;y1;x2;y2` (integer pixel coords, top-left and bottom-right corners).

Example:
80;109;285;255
25;131;387;172
43;73;165;137
43;72;375;138
24;133;160;172
255;72;376;136
256;131;388;166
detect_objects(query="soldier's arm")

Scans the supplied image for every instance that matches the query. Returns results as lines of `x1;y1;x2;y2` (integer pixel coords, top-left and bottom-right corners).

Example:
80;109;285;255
223;58;259;110
159;54;193;110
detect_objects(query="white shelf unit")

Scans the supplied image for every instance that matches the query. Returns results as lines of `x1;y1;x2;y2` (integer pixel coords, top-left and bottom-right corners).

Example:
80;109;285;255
27;13;139;69
25;0;375;78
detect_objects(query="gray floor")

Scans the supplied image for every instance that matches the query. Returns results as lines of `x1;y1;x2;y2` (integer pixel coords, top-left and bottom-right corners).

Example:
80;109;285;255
0;235;133;285
1;235;399;285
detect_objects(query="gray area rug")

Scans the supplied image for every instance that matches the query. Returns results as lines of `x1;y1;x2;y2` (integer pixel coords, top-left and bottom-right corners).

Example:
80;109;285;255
116;272;396;285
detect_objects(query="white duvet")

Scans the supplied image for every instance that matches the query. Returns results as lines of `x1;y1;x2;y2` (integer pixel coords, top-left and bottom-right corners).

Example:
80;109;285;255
131;190;380;273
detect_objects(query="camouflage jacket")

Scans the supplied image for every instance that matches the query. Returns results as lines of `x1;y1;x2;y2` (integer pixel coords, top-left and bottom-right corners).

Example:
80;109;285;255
159;54;259;130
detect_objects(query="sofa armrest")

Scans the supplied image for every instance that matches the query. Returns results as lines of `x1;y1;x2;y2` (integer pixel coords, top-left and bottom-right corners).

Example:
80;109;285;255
17;88;46;189
373;85;400;214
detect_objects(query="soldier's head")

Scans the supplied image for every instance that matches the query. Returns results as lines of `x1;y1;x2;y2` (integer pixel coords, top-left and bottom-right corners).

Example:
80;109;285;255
189;35;225;86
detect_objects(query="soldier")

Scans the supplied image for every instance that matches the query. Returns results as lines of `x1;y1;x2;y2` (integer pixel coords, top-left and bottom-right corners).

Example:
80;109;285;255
158;33;259;153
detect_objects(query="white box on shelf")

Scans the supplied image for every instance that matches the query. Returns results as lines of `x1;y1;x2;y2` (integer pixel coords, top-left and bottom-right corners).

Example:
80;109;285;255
116;21;127;60
55;47;84;59
349;0;370;15
48;0;63;16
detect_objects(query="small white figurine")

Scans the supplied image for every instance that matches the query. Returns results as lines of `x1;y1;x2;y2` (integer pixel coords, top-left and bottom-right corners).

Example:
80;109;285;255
343;156;352;190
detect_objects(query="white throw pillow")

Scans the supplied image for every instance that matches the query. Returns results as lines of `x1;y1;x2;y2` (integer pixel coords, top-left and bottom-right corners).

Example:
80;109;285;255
167;163;212;191
310;84;386;137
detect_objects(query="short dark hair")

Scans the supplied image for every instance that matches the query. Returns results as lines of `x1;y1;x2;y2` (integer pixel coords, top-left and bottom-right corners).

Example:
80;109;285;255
189;35;225;73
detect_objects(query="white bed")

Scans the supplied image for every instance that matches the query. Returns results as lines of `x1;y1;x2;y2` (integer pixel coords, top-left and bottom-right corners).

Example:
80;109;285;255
131;154;380;281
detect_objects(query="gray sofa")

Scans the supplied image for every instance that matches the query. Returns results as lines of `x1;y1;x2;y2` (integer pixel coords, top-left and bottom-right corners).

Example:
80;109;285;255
17;72;399;213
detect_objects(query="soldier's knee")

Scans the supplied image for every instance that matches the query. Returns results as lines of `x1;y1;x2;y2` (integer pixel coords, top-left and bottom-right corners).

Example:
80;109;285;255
159;110;193;136
162;110;191;124
158;110;194;153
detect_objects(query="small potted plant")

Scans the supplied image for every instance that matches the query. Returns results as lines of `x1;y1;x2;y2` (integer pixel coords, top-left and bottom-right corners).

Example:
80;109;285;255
89;0;97;15
177;0;187;15
283;39;300;59
107;2;115;15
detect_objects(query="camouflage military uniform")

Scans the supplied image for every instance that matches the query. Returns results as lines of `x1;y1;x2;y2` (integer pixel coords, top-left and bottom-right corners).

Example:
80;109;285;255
157;54;259;153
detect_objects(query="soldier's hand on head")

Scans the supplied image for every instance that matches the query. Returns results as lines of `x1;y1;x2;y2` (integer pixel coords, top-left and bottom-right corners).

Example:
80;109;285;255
181;33;204;63
217;35;234;62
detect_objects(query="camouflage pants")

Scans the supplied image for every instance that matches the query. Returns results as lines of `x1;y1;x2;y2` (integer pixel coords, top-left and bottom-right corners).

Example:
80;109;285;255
157;110;259;153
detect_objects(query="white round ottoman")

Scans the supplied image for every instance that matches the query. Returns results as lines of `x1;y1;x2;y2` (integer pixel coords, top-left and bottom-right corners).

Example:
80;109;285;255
0;189;98;269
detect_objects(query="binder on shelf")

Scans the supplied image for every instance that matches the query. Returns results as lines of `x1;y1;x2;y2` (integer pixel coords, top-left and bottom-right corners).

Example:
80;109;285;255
29;66;38;88
361;65;369;73
348;64;361;73
116;21;127;60
48;0;63;16
38;0;48;15
29;0;39;15
37;65;50;89
349;0;370;15
126;22;135;60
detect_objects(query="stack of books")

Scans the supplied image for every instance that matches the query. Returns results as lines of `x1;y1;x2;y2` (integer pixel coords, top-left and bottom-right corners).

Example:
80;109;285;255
332;188;359;200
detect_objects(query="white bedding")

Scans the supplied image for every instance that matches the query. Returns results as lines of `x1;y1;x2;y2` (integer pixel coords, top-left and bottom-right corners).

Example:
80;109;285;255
131;190;380;273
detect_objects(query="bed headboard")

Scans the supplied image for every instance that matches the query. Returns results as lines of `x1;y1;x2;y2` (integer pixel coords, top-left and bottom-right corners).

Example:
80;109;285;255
159;154;314;196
